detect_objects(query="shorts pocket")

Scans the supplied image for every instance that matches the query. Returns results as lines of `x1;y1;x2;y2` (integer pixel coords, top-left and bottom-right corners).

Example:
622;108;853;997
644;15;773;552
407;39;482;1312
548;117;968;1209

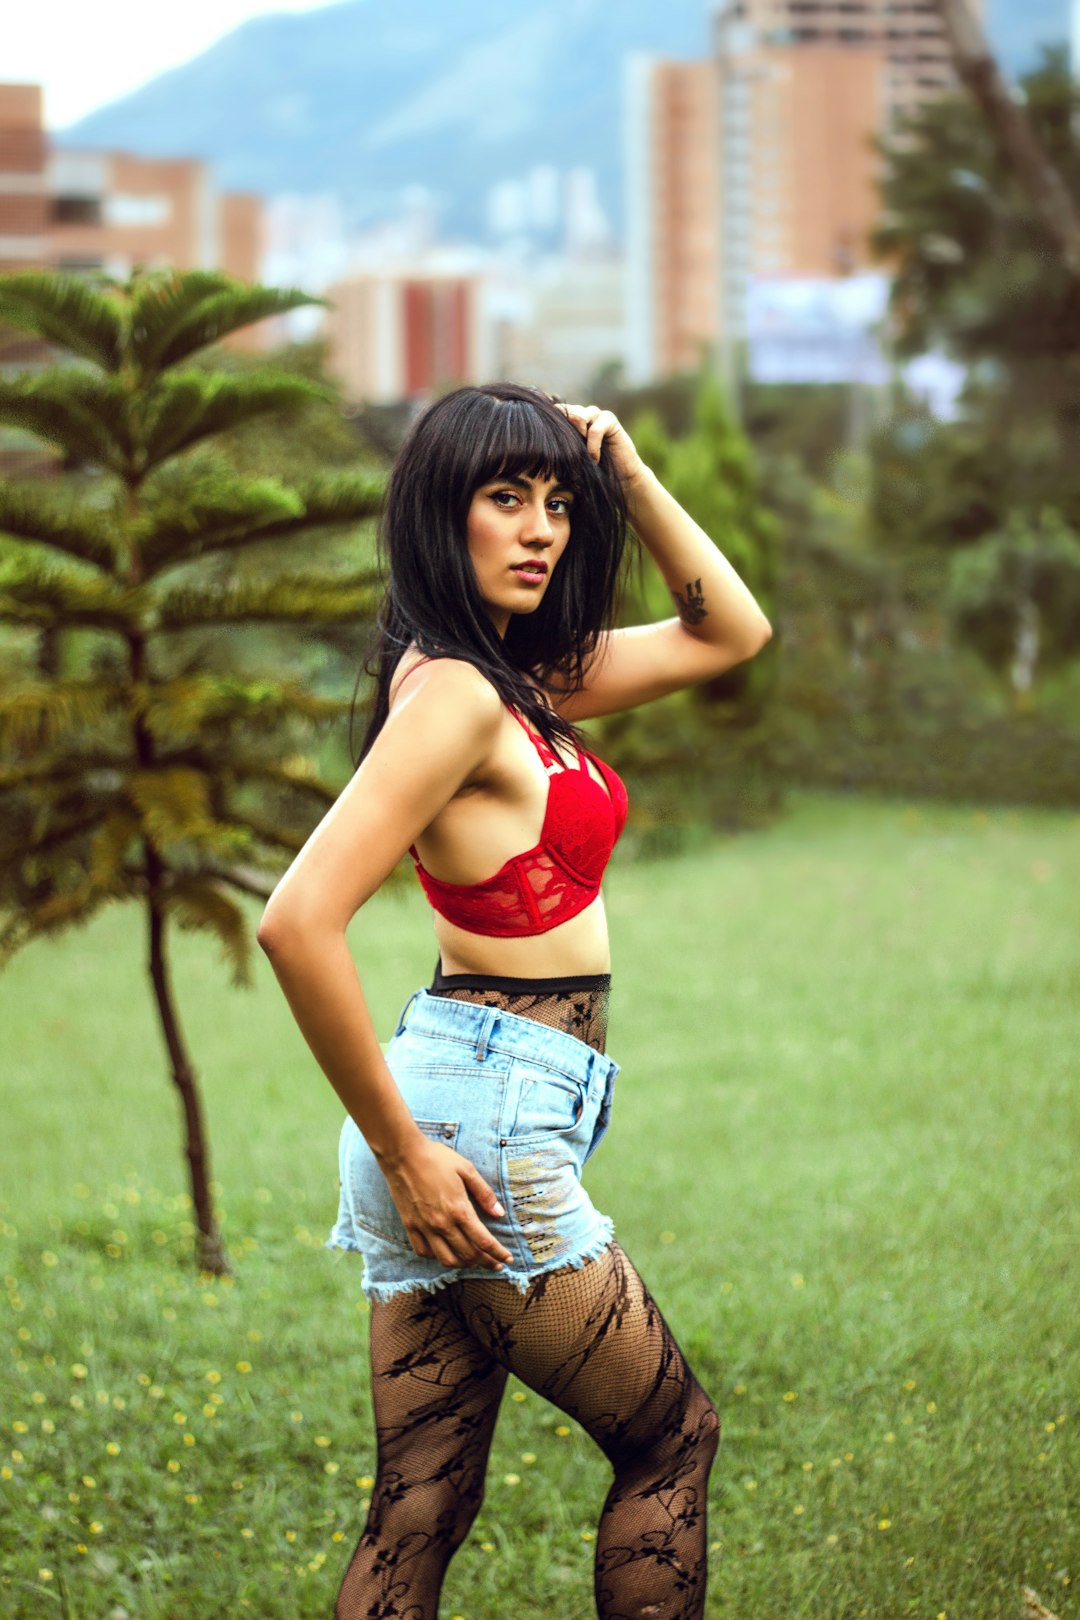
507;1059;592;1147
340;1117;460;1250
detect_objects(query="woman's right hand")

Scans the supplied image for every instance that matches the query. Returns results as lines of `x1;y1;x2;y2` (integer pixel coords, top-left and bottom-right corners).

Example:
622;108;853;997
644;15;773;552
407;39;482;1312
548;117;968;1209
380;1136;514;1272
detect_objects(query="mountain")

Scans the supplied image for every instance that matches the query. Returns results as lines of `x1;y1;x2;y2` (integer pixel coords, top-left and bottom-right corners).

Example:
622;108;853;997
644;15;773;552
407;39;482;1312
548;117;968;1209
62;0;714;238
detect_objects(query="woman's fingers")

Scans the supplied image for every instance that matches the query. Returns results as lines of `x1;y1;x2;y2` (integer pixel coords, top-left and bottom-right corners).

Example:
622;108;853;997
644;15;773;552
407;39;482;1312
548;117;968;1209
459;1161;505;1220
412;1219;507;1271
392;1141;514;1270
556;401;631;466
455;1162;512;1265
428;1232;464;1269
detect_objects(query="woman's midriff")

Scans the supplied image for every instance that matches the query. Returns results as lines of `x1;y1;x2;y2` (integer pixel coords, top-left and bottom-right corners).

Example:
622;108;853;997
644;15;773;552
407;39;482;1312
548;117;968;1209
433;891;611;979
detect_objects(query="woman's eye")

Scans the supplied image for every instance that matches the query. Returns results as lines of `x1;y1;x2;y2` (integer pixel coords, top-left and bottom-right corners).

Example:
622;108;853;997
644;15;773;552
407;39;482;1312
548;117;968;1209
549;497;572;515
491;490;519;507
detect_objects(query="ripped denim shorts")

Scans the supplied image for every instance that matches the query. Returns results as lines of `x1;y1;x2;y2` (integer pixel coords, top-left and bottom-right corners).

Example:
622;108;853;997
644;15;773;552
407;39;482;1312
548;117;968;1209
327;988;620;1301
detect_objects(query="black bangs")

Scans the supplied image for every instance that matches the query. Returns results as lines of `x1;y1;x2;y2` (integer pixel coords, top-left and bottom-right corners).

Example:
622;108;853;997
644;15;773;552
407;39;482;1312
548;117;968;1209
454;391;591;507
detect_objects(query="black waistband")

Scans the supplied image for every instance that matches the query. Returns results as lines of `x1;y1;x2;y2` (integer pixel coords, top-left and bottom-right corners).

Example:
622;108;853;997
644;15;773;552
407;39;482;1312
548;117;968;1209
431;965;611;994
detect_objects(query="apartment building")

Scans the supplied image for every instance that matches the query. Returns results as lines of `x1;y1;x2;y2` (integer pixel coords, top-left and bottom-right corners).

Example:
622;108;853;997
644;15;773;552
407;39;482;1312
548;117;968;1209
0;85;48;276
0;84;262;294
626;0;983;383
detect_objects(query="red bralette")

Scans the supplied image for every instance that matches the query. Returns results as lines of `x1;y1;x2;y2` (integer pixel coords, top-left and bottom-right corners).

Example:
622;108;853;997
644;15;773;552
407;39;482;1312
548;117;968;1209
398;662;628;938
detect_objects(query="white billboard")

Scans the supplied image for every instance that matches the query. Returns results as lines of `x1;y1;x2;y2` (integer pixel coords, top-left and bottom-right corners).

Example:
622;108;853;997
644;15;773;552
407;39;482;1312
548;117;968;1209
745;272;891;386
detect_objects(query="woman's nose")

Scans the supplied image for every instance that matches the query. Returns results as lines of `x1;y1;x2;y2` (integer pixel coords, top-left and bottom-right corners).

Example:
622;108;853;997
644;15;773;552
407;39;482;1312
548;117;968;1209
522;502;555;543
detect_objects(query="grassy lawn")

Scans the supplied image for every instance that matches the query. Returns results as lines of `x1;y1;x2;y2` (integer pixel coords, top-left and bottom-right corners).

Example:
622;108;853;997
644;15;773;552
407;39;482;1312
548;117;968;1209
1;793;1077;1619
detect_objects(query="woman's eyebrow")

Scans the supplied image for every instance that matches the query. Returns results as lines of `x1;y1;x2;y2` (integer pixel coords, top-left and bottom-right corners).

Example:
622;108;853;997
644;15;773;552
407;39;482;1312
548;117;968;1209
491;473;574;495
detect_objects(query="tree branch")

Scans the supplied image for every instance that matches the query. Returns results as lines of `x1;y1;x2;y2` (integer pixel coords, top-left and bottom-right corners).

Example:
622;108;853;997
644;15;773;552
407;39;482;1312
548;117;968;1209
933;0;1080;276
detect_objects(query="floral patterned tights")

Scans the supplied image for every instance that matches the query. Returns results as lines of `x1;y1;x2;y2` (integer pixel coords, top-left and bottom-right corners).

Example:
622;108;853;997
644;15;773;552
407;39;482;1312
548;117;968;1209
334;1241;720;1620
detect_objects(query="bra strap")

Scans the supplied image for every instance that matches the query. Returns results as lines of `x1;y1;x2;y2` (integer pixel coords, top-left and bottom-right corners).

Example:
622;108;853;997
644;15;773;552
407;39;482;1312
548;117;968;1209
394;655;434;693
507;706;563;772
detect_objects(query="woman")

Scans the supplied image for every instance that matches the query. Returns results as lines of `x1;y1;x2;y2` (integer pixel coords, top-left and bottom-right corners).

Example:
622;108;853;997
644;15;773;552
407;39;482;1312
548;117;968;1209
257;382;771;1620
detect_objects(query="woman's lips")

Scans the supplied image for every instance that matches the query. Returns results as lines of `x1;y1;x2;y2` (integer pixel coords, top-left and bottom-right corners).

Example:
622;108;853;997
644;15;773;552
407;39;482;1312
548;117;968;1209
510;563;548;583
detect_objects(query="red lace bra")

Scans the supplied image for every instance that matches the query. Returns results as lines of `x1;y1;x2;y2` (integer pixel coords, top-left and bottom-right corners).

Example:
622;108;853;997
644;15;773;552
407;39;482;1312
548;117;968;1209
398;662;629;938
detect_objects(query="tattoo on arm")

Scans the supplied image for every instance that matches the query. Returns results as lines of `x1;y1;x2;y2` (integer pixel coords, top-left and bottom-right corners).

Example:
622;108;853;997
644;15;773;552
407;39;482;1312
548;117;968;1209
674;578;708;626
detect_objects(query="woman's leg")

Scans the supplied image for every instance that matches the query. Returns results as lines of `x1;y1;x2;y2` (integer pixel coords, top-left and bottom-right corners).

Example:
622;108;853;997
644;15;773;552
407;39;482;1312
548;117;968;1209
449;1242;720;1620
334;1288;508;1620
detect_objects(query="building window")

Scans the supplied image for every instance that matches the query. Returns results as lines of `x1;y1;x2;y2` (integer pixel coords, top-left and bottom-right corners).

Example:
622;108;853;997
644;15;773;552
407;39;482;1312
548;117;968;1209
52;196;102;226
104;194;171;228
56;256;105;274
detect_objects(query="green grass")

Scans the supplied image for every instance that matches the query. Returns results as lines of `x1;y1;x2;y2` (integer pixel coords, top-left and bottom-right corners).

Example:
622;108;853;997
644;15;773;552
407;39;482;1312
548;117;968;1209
1;793;1077;1620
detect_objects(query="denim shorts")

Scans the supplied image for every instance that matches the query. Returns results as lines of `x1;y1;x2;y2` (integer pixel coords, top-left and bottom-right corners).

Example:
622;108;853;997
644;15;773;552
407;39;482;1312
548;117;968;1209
327;988;620;1301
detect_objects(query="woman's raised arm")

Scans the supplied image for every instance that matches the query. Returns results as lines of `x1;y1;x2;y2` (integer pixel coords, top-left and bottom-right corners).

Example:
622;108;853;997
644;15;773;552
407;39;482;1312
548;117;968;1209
553;404;772;721
256;661;513;1272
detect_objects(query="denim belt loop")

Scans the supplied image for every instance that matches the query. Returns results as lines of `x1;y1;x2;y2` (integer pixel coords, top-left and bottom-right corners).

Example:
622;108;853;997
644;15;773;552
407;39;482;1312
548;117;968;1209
473;1005;498;1062
394;988;422;1038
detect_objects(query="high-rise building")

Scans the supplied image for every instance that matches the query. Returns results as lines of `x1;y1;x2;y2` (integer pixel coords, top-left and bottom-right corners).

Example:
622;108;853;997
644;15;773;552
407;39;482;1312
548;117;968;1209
625;1;985;383
720;0;970;115
625;58;720;382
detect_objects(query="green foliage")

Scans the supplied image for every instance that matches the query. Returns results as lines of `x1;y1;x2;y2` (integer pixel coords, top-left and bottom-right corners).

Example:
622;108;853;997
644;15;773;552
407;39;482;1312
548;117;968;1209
630;373;777;615
0;481;120;572
0;271;125;371
753;417;1080;808
0;266;389;1270
624;372;777;696
874;49;1080;386
947;508;1080;692
847;48;1080;749
0;261;381;974
137;369;334;467
0;369;136;471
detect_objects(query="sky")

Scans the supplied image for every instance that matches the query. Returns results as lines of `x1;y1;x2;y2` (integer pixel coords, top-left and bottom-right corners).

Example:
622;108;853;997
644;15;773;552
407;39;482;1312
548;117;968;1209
6;0;342;128
8;0;1077;132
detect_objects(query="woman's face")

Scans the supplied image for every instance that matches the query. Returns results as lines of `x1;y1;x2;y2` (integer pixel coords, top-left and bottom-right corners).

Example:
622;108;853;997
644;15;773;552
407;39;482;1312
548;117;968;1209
464;470;574;635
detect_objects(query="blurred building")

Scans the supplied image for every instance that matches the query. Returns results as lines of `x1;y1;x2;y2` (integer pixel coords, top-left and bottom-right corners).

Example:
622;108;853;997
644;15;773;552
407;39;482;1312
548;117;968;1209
625;0;985;383
625;59;719;383
493;256;625;399
0;85;48;277
0;84;264;346
324;267;492;405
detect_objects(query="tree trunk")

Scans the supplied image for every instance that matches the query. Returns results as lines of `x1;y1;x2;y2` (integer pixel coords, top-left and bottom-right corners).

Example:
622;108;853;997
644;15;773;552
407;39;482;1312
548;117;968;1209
145;886;231;1275
1010;593;1040;705
933;0;1080;277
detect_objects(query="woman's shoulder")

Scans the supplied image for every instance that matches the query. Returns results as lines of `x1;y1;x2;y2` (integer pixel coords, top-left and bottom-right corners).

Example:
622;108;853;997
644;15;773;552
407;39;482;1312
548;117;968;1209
389;653;505;728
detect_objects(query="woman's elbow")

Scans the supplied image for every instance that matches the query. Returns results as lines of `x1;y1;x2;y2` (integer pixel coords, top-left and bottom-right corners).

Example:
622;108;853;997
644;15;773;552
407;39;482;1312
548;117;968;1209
256;906;288;957
258;873;374;955
724;614;772;670
256;901;324;957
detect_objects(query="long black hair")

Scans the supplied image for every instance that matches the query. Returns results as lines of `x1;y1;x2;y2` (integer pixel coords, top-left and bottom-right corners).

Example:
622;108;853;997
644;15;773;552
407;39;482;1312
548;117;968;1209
353;381;629;764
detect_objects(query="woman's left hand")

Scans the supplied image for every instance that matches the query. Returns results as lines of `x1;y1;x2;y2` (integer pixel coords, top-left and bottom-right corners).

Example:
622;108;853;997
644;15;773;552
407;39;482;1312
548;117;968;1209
556;402;649;490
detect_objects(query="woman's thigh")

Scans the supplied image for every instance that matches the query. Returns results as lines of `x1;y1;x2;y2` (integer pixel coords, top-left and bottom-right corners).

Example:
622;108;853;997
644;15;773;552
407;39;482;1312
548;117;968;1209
445;1242;712;1464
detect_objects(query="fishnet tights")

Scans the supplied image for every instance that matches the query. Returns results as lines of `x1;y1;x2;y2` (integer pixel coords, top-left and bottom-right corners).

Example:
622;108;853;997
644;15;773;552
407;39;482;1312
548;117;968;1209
431;973;611;1054
334;1243;720;1620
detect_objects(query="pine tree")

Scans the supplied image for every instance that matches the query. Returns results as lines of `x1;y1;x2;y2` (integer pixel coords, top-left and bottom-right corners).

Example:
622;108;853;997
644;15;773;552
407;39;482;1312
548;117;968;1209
0;269;384;1273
